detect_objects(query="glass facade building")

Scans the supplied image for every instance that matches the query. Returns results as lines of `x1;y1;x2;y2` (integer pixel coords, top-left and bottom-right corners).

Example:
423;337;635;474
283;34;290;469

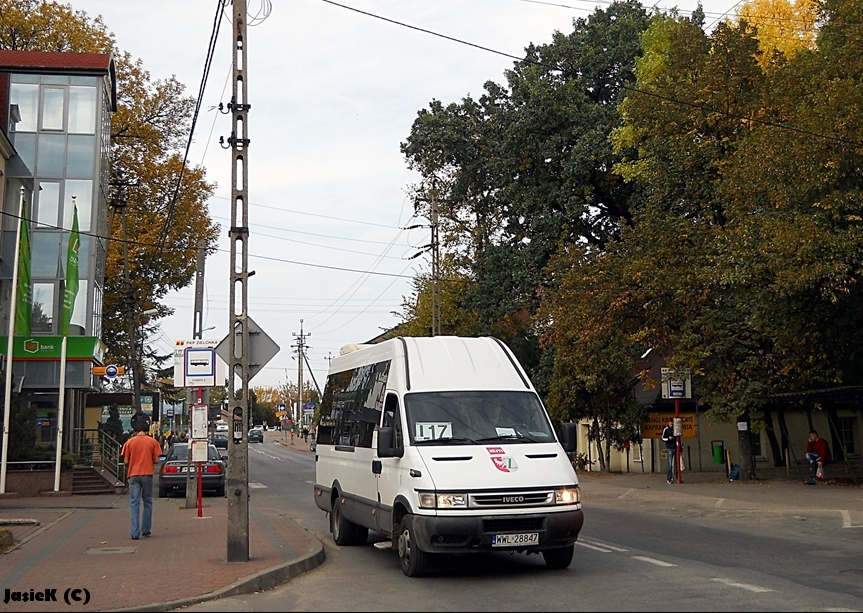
0;50;116;445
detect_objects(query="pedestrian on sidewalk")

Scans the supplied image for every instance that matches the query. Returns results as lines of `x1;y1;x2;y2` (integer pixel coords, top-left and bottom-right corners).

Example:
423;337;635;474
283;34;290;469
805;429;831;485
120;413;163;540
662;419;677;484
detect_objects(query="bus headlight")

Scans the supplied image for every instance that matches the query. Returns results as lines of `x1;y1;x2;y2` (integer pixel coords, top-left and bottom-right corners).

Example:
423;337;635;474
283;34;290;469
418;492;468;508
554;486;580;505
436;493;467;508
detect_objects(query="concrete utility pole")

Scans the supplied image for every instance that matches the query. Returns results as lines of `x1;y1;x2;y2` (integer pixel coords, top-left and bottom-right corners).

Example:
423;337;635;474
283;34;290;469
186;239;207;509
292;321;310;426
226;0;252;563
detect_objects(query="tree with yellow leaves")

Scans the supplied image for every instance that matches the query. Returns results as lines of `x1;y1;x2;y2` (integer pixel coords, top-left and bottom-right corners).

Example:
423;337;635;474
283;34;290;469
737;0;818;67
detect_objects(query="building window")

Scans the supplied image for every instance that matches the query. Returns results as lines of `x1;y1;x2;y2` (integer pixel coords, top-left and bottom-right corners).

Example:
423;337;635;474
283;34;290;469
68;86;96;134
37;182;60;227
36;133;65;177
41;87;65;131
66;135;95;179
64;180;93;231
837;417;856;455
9;83;39;132
32;283;55;334
31;232;61;276
751;432;762;458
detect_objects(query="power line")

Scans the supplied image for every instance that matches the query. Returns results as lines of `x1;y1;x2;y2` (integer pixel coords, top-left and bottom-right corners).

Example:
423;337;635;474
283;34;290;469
0;210;415;279
319;0;863;149
154;0;228;257
211;195;404;229
208;214;419;245
209;214;418;258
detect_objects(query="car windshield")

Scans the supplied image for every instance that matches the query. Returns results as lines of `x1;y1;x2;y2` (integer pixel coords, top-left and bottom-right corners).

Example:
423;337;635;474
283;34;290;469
167;445;221;462
403;391;555;445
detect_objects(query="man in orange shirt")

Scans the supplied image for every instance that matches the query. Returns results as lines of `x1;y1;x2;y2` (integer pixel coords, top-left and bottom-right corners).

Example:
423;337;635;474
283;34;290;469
121;414;163;539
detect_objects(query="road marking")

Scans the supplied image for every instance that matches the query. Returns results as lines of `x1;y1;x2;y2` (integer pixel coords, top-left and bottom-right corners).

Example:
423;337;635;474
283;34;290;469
632;556;676;567
617;488;634;499
715;498;725;508
576;542;613;553
306;480;315;485
712;578;773;593
249;482;267;489
581;539;628;552
841;510;863;529
251;447;285;462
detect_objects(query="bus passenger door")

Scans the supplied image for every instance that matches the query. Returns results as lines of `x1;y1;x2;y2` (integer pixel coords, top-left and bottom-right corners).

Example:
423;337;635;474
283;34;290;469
376;393;403;535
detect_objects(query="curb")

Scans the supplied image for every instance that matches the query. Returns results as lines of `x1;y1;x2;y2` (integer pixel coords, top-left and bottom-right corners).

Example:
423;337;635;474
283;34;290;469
109;521;326;613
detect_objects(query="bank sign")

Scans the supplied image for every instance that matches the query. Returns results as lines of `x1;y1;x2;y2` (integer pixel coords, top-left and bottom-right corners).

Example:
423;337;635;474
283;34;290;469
0;336;106;361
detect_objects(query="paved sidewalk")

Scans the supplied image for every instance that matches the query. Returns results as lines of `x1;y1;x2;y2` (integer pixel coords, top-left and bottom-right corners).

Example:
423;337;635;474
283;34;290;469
577;469;863;527
0;493;324;612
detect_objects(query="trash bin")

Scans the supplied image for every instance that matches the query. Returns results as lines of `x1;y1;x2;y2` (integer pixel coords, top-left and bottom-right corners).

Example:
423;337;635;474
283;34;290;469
711;440;725;465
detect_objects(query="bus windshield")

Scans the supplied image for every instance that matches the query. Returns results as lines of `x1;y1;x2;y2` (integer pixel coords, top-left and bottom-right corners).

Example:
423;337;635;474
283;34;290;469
403;391;555;445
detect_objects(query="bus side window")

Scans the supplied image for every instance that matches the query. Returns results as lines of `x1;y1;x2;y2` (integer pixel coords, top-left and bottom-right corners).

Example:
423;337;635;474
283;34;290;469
383;394;403;449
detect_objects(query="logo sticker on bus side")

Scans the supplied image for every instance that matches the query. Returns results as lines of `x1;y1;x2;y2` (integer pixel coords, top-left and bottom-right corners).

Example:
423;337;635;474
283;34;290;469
486;447;506;455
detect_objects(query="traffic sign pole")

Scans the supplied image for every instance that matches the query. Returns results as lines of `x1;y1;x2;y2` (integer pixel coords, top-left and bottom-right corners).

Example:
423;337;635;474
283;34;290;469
675;398;682;484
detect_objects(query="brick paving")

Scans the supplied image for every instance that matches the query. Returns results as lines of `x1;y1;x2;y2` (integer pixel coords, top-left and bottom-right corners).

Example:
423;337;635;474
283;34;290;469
0;495;323;612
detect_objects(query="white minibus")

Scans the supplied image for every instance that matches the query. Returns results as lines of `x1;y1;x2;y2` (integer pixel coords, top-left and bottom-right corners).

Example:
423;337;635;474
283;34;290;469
313;336;583;576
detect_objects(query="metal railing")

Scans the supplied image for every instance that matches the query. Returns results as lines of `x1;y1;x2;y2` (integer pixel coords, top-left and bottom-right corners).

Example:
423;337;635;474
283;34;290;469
73;428;126;484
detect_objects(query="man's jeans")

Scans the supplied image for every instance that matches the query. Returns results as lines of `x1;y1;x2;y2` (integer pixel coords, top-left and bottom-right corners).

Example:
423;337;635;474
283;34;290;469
128;475;153;538
666;446;677;482
806;452;821;483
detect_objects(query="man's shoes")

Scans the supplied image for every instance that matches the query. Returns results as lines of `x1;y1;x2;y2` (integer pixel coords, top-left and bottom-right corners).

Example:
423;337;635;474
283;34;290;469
131;536;139;540
666;479;673;484
142;532;151;537
805;480;816;485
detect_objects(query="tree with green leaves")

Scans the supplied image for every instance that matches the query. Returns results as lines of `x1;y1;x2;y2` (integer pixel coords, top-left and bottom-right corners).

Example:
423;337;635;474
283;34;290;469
401;1;651;388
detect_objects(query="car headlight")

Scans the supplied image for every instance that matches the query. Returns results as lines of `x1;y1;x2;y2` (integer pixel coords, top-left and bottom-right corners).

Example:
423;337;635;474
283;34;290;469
417;492;468;509
554;486;580;505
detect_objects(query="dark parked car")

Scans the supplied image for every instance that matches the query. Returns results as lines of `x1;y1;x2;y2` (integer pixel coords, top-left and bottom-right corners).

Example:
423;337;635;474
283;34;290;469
158;443;226;497
212;433;229;449
248;429;264;443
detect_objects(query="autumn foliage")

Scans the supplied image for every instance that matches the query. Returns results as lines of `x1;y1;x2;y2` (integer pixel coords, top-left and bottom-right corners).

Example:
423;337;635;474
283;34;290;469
400;0;863;467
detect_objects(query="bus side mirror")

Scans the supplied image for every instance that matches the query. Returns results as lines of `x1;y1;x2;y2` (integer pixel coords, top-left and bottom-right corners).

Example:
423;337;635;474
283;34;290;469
377;427;403;458
561;422;577;453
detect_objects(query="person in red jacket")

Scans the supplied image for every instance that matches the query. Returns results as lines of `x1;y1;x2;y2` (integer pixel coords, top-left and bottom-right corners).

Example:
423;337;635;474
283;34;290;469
805;430;831;485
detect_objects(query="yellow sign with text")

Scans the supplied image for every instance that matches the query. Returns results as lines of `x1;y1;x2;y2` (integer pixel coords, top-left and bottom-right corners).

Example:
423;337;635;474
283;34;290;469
642;413;698;439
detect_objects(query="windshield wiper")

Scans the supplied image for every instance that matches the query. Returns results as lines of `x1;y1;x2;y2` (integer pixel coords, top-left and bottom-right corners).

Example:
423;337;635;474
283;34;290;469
414;436;478;445
474;434;542;443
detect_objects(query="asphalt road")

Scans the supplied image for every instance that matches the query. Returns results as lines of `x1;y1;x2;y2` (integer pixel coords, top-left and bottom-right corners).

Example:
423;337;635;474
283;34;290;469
180;439;863;612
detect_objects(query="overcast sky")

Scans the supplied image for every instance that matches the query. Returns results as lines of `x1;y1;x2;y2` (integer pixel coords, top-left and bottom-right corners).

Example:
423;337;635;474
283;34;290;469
74;0;739;391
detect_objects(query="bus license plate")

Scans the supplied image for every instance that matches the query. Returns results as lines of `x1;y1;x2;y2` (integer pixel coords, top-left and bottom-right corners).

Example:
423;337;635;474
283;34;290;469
492;533;539;547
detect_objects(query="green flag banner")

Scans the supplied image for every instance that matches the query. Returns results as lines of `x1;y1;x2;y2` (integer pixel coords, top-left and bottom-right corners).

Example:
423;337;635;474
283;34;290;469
14;195;31;337
61;203;80;336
